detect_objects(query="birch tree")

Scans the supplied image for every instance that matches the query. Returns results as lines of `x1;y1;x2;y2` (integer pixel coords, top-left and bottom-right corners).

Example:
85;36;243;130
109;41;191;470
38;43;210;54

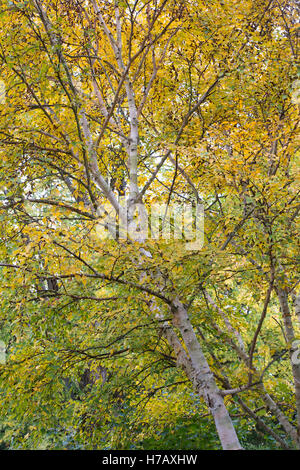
0;0;299;450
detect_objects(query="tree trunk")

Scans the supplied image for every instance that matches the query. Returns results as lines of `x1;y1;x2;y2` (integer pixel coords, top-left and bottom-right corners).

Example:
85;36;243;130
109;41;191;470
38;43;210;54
169;297;243;450
277;287;300;443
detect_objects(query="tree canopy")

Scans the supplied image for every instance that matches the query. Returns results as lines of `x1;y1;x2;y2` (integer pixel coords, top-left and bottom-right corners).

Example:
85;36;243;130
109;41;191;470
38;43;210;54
0;0;299;450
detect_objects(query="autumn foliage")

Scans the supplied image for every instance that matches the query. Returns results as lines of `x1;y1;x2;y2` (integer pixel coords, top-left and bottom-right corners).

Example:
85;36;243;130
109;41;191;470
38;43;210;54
0;0;299;450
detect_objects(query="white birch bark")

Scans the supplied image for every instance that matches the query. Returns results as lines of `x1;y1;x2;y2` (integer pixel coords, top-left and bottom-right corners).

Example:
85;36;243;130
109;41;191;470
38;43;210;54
169;297;243;450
